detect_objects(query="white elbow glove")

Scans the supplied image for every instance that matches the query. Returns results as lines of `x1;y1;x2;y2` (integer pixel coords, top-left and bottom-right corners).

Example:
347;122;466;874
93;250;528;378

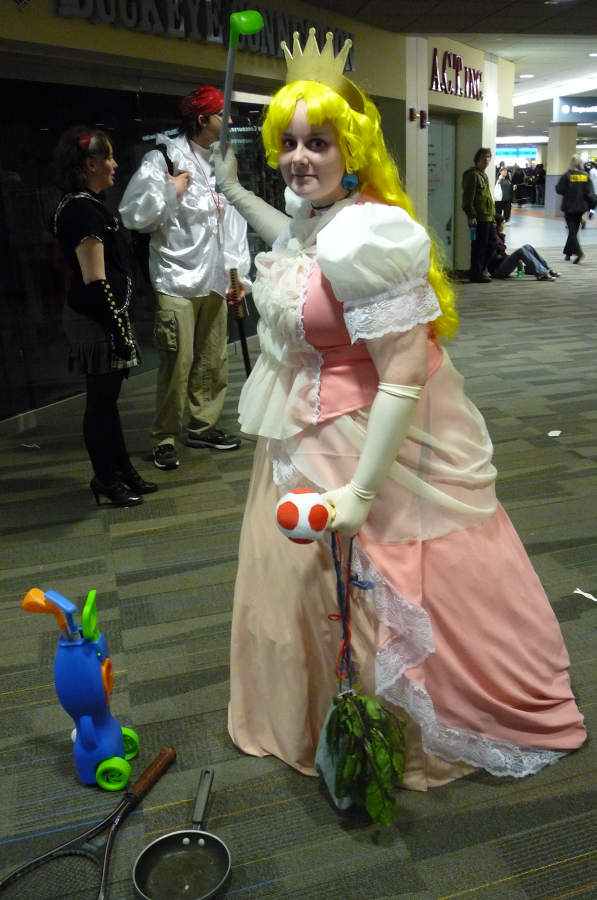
211;140;241;195
322;384;422;536
211;143;289;246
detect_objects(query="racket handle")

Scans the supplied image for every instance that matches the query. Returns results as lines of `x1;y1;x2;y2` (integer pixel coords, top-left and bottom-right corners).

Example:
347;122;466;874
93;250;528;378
128;746;177;803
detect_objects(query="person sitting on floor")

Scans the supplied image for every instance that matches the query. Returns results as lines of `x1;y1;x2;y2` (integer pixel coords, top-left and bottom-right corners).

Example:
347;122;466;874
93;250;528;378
488;215;561;282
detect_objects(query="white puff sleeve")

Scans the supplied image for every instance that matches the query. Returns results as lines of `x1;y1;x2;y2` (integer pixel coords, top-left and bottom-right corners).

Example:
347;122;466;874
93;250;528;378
118;149;178;233
316;202;442;342
223;203;252;293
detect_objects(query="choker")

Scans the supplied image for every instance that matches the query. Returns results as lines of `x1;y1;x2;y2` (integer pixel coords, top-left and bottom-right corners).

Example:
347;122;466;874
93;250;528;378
311;201;336;211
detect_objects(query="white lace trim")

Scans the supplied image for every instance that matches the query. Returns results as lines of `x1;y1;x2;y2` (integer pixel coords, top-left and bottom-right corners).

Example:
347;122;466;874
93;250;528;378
343;277;442;342
268;439;306;488
351;542;434;669
272;221;294;252
382;664;565;777
352;540;565;778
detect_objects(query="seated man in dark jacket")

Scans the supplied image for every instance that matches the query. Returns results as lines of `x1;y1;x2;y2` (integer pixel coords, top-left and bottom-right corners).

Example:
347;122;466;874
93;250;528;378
488;215;561;281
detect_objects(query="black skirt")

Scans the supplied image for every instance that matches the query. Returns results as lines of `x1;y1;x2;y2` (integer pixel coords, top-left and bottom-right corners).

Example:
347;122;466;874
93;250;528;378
63;305;141;375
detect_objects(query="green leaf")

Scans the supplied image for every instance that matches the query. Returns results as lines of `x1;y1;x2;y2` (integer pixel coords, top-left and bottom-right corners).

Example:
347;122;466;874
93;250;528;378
364;696;384;721
327;704;339;744
335;743;350;798
369;730;392;789
321;690;405;825
392;749;405;782
343;750;358;784
365;776;393;826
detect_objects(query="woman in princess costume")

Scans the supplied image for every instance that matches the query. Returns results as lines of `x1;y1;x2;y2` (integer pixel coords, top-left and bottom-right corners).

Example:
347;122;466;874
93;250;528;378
213;30;586;790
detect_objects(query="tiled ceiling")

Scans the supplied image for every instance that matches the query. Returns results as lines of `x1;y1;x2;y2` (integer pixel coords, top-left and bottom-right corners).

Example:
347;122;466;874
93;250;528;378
310;1;597;144
311;0;597;35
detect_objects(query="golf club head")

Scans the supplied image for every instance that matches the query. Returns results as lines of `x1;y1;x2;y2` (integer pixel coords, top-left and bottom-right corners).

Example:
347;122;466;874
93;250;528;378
229;10;264;47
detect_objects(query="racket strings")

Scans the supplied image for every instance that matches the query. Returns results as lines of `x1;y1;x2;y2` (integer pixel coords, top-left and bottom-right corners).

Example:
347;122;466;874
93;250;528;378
0;852;101;900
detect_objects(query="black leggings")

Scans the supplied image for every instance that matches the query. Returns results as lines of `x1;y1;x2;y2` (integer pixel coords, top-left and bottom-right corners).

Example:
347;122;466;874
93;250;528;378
564;213;583;258
84;371;130;483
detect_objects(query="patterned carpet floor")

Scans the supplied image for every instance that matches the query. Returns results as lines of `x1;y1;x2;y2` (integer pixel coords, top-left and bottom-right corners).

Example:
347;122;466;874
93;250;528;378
1;224;597;899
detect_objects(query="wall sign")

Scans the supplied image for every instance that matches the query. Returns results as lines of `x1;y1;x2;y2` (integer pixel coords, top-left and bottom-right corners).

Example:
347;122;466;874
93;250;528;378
553;96;597;123
496;147;537;159
429;48;482;101
55;0;356;69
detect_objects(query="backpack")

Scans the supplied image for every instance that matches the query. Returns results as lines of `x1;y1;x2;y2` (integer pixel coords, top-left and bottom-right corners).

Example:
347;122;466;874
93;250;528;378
130;143;173;284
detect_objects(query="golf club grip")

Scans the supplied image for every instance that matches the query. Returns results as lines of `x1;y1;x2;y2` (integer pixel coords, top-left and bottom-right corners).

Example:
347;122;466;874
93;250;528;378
129;746;177;802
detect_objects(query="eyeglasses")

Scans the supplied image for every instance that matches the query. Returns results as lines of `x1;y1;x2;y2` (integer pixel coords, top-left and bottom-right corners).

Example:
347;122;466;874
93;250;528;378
211;111;223;120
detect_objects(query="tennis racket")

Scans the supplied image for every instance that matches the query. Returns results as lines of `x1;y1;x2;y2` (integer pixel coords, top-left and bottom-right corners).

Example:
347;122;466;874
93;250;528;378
0;745;176;900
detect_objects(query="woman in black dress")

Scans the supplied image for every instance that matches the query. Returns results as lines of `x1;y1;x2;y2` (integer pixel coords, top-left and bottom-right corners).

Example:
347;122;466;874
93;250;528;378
53;126;157;506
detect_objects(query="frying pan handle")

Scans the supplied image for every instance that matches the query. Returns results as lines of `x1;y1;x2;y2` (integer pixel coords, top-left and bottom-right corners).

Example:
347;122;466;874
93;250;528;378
128;746;177;803
192;766;215;829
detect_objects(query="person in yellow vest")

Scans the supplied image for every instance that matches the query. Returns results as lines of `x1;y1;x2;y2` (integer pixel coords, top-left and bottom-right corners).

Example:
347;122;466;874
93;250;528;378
556;154;597;264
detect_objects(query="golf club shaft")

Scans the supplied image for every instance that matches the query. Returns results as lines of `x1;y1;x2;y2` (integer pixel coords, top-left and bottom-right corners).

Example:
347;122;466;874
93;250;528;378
219;44;237;153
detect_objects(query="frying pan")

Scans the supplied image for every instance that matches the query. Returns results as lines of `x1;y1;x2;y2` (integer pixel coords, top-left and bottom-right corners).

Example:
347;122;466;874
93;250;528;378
133;766;231;900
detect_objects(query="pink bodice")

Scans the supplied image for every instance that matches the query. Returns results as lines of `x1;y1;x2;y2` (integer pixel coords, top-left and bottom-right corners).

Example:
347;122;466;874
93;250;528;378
303;264;444;422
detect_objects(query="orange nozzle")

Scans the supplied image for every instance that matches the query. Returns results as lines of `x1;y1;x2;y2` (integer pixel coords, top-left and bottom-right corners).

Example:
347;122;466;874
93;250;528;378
22;589;68;630
101;658;114;705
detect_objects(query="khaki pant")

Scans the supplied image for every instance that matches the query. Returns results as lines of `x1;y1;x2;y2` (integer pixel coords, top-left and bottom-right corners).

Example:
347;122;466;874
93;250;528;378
151;291;228;446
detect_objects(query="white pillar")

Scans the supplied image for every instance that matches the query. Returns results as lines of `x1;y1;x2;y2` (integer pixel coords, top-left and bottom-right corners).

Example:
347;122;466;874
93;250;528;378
454;113;484;272
404;36;429;224
482;54;499;160
453;54;497;273
545;123;577;217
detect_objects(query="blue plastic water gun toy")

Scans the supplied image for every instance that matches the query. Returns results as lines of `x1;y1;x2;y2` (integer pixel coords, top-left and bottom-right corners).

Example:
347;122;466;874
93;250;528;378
22;588;139;790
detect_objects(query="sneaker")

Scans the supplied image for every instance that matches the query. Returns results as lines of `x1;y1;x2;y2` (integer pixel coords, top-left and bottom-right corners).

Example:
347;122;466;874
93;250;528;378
537;273;555;282
549;270;561;278
187;429;241;450
153;443;179;470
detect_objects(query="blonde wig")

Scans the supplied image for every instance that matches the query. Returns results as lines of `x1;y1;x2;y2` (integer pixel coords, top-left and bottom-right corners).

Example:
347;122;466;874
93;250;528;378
262;80;458;340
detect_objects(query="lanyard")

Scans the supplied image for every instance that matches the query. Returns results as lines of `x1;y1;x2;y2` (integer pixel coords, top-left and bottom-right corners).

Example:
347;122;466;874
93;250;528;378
188;140;221;219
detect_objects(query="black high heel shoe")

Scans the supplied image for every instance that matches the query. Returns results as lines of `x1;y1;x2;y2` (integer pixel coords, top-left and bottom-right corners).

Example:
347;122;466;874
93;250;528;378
90;477;143;507
114;466;158;495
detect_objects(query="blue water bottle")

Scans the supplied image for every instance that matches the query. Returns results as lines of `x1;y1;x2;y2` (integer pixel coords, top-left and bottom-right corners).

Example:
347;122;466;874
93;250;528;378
470;226;477;241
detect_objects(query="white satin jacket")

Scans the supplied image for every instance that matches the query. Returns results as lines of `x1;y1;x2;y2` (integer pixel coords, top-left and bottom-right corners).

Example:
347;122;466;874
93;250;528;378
119;133;251;299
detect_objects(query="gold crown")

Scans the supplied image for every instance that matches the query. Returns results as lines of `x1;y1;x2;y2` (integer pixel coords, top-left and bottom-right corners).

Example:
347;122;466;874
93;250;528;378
281;28;364;113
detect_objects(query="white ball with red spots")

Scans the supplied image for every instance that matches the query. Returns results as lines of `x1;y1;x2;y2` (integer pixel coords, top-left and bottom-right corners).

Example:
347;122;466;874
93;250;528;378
275;489;330;544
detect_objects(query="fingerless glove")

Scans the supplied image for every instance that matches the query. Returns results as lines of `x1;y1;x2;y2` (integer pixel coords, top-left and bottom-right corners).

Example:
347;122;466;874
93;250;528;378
70;279;134;359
